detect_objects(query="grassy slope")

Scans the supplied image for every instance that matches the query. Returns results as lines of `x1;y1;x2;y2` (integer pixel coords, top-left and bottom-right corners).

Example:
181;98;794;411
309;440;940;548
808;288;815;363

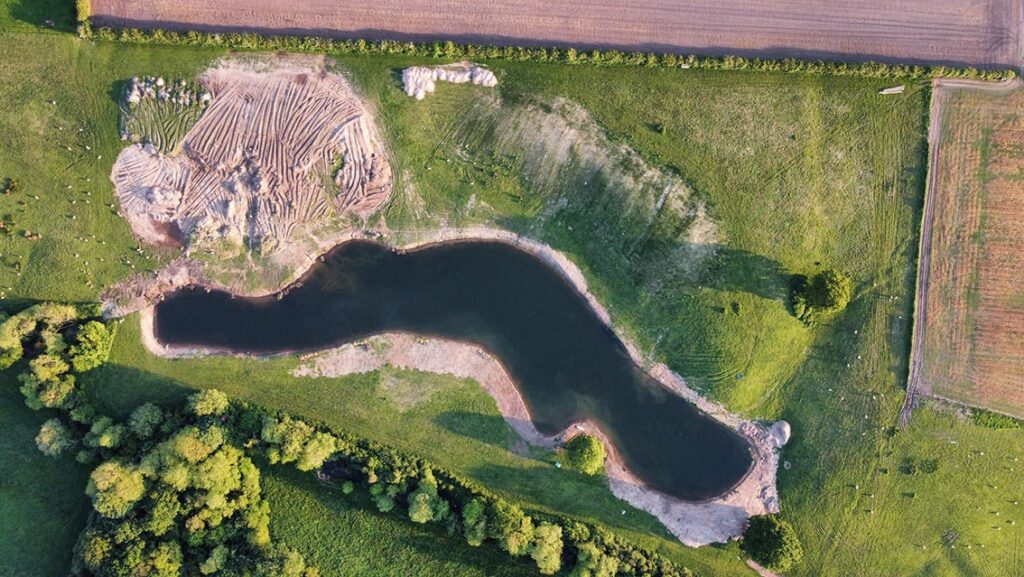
1;2;1022;576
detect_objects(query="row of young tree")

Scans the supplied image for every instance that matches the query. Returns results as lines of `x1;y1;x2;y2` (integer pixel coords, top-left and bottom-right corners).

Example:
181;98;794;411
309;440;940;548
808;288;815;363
74;16;1015;83
6;301;801;576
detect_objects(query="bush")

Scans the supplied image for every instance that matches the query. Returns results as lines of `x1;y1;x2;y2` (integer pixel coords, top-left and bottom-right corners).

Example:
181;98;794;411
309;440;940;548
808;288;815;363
792;268;852;323
971;408;1022;429
188;389;230;417
76;0;91;23
36;418;77;457
68;321;114;372
742;514;804;573
565;434;606;475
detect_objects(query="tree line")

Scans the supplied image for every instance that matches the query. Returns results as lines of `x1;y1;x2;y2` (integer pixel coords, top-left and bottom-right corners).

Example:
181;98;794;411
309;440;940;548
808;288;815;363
71;2;1015;83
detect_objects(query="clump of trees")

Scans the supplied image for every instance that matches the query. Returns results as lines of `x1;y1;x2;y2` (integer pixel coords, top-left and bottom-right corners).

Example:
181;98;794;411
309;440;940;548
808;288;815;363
791;268;852;324
565;434;607;475
742;514;804;573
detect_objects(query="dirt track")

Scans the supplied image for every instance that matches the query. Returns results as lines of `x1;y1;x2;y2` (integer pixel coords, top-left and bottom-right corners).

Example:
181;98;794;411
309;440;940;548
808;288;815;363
92;0;1023;67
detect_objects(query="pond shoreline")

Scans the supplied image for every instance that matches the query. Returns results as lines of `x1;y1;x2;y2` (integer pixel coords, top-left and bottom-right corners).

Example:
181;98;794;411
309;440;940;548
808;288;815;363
119;226;788;546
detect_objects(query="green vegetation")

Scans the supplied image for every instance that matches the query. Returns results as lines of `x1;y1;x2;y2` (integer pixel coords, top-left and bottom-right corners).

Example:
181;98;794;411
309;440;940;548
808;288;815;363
792;268;853;324
565;435;606;476
970;408;1022;430
3;2;1024;576
741;514;804;573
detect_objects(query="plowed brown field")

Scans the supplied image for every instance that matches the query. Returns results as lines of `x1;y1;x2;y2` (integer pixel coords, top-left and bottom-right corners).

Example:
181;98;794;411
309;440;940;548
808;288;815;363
920;85;1024;417
91;0;1023;67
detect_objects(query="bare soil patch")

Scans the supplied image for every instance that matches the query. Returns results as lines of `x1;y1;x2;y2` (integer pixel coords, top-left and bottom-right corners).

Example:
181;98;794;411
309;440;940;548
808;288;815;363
92;0;1023;67
916;81;1024;418
111;55;392;288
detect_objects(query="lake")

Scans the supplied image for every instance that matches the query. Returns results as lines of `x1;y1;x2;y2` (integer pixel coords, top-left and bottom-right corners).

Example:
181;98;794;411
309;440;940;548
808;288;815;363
154;240;753;501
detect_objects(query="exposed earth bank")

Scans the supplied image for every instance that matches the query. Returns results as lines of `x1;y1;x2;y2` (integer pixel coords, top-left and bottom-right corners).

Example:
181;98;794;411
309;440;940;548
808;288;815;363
124;226;789;547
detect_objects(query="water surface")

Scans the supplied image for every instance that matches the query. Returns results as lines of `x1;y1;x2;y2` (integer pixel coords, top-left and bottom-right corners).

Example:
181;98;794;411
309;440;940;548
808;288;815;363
155;240;753;500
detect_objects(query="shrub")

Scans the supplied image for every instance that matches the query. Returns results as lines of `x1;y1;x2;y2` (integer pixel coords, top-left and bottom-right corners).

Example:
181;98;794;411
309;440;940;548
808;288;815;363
971;408;1022;429
742;514;804;573
792;268;852;323
76;0;91;23
68;321;114;372
565;434;606;475
188;389;230;417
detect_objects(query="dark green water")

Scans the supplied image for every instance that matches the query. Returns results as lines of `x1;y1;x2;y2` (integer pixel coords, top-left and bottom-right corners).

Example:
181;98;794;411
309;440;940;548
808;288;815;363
154;240;752;500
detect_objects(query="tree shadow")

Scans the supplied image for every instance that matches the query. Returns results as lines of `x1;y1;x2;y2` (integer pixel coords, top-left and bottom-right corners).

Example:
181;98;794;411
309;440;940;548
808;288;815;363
465;462;678;540
6;0;75;31
78;363;192;418
271;464;539;577
433;410;525;454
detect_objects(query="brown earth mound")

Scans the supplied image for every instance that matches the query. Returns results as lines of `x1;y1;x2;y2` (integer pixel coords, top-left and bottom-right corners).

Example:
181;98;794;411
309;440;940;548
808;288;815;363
111;56;392;259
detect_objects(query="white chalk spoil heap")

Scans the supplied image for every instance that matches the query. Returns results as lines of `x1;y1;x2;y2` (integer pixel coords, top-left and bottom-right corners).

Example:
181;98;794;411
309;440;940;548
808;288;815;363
402;62;498;100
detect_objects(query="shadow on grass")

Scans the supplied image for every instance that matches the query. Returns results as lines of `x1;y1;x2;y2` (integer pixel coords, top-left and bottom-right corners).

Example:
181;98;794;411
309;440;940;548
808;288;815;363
433;410;518;453
6;0;75;31
80;363;192;418
466;462;678;540
267;463;540;577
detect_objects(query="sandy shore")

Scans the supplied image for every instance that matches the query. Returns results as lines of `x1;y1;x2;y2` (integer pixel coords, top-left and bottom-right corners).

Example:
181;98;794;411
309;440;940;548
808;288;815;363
124;226;788;546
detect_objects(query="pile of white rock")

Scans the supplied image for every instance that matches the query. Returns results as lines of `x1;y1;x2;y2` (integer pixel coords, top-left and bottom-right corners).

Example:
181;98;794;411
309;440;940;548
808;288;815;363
124;76;211;108
402;62;498;100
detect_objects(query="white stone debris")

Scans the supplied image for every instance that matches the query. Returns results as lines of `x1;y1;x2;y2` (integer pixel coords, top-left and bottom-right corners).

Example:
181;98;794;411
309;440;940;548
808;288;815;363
402;62;498;100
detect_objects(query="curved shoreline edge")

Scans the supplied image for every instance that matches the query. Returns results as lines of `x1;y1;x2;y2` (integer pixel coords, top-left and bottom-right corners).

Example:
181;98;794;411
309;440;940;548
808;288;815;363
119;226;788;547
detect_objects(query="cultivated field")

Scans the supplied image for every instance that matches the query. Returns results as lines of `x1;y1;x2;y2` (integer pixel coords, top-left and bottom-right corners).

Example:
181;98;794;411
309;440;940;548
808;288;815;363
919;85;1024;417
91;0;1024;67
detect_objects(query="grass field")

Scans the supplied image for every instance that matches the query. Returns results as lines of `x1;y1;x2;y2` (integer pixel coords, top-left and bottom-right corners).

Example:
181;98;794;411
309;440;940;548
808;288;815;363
2;1;1024;576
921;86;1024;418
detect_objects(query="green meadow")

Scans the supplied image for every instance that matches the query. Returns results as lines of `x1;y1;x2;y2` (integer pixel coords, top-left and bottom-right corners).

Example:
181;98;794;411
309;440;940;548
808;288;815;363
2;1;1023;576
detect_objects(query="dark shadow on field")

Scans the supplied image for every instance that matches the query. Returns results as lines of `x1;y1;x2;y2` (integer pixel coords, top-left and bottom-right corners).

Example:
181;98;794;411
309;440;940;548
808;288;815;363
79;364;192;418
703;244;791;302
268;464;540;577
6;0;75;31
433;411;520;454
466;462;678;539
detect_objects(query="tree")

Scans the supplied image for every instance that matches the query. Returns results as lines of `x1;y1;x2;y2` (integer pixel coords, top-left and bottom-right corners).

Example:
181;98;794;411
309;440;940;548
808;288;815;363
68;321;114;372
295;431;338;471
20;372;76;410
129;403;165;439
488;501;534;556
807;269;852;311
462;498;488;546
530;522;564;575
407;470;449;524
84;416;125;450
569;541;619;577
86;461;145;518
565;434;606;475
742;514;804;573
188;389;230;417
36;418;77;457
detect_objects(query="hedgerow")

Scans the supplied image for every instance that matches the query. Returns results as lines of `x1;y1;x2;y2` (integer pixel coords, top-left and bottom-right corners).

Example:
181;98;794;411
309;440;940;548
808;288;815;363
79;25;1017;82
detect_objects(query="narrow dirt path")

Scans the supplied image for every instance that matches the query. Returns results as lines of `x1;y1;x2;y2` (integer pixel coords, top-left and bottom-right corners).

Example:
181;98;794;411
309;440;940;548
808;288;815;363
900;77;1022;429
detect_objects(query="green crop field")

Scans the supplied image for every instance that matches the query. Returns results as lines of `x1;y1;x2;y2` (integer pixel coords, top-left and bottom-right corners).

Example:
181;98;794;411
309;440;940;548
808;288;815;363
2;1;1023;576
